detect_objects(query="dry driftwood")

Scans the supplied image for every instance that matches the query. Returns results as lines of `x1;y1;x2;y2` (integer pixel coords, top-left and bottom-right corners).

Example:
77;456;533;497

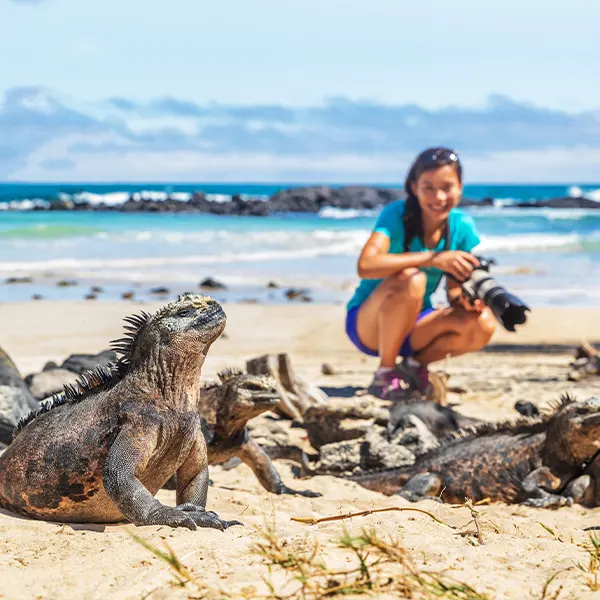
246;353;329;422
568;341;600;381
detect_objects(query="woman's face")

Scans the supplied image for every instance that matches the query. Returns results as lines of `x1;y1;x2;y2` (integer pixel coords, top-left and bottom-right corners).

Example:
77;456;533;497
411;164;462;225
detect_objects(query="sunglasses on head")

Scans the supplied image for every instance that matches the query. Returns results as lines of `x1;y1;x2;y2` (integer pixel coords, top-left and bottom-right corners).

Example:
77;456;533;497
415;148;459;167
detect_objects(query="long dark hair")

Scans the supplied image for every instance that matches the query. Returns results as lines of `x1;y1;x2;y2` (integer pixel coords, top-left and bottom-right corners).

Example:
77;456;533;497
402;147;462;252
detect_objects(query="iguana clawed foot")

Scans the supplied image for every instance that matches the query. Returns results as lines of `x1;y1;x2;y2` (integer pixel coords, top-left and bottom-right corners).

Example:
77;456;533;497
143;505;200;530
176;503;243;530
143;504;242;531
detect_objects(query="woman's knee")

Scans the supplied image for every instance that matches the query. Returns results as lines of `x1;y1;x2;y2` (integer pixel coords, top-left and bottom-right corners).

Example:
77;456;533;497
469;308;496;347
387;269;427;300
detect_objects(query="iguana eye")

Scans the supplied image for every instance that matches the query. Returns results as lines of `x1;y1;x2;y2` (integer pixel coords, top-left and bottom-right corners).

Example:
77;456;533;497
244;383;264;392
176;308;195;318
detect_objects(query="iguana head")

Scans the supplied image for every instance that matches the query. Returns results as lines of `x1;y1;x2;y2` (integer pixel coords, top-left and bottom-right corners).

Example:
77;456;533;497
205;367;280;435
111;293;226;366
547;395;600;466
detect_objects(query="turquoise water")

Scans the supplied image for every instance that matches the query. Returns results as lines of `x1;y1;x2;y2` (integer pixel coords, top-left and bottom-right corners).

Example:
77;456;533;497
1;182;600;205
1;183;600;306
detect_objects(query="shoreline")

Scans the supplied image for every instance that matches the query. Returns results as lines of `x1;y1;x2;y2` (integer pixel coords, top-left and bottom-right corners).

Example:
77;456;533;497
2;269;599;308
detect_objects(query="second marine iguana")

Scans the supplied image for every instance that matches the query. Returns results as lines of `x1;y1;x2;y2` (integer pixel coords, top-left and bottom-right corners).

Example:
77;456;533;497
344;394;600;508
166;367;321;497
0;293;241;531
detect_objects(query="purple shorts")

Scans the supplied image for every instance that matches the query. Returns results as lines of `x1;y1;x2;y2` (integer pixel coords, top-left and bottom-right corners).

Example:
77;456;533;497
345;305;435;357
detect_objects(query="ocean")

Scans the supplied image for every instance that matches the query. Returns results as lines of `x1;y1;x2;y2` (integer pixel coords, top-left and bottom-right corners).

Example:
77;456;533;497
1;182;600;307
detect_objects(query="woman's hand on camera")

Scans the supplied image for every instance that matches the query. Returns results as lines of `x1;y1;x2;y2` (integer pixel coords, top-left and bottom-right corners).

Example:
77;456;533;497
458;295;485;313
448;288;485;313
430;251;479;282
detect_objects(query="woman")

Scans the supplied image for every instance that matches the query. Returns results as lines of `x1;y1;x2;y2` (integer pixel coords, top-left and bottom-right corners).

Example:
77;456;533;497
345;147;496;399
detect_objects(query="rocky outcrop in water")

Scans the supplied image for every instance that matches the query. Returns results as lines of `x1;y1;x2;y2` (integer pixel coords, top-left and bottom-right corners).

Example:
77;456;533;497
115;186;405;216
17;186;600;215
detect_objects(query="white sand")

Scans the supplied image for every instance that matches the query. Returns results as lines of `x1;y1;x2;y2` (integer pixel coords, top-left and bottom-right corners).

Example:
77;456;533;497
1;301;600;599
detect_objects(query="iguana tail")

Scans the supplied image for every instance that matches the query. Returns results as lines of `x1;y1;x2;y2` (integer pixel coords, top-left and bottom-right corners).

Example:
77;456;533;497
300;449;414;495
345;468;413;496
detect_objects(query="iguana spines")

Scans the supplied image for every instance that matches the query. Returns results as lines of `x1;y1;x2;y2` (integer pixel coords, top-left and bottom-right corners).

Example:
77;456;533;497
13;364;120;439
12;293;224;439
435;392;576;446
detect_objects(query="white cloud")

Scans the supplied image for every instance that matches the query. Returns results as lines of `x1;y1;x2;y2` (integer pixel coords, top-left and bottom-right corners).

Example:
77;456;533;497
3;87;600;181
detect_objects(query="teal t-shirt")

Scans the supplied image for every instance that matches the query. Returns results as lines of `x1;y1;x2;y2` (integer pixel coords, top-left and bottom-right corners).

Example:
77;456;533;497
347;200;481;311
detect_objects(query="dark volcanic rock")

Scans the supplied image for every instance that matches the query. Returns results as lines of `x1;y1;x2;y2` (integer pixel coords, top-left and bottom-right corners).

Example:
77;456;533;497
60;350;117;374
268;186;404;213
25;368;80;400
514;196;600;209
48;198;74;211
149;286;169;295
459;197;495;208
0;347;39;446
199;277;227;290
7;186;599;216
284;288;312;302
31;186;405;216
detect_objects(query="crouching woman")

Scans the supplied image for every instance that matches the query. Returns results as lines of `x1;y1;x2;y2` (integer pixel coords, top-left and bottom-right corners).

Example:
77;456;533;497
345;147;496;400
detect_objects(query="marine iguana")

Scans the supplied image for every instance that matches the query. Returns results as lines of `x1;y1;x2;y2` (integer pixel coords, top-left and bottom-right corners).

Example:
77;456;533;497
166;367;321;497
0;293;240;531
0;347;39;446
344;394;600;507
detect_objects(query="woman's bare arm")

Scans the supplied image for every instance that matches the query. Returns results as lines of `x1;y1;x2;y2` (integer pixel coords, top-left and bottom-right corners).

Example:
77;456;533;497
357;233;436;279
357;232;479;281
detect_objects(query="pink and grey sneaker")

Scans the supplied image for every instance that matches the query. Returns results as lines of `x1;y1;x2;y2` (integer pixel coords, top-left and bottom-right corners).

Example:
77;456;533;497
402;358;431;395
366;366;412;400
367;361;432;401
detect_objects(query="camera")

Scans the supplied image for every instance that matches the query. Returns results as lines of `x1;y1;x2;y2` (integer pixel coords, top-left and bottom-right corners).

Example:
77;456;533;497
460;256;530;332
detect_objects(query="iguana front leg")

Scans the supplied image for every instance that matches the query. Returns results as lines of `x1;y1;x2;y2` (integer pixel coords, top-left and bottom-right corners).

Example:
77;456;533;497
521;467;573;509
103;425;237;530
239;439;321;497
176;434;242;529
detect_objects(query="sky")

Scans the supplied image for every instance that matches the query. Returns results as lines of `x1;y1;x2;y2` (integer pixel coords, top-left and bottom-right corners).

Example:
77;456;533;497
1;0;600;183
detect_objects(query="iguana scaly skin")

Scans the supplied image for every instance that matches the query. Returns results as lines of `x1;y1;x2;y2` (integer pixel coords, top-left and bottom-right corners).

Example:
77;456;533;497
346;395;600;508
200;367;321;497
0;294;240;531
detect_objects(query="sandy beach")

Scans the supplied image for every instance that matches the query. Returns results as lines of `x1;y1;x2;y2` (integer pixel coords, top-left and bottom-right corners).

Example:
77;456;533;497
1;300;600;600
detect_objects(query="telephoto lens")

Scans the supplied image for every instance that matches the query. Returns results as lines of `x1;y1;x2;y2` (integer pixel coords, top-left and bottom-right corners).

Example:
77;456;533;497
461;257;530;332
